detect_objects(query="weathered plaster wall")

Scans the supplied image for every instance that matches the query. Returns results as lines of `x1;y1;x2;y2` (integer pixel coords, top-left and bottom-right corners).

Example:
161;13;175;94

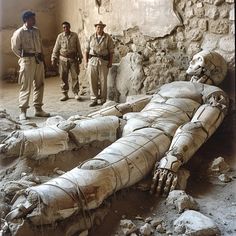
0;0;57;77
54;0;84;34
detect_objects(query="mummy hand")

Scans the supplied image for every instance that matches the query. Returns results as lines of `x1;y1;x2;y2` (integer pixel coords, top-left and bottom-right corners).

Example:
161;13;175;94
150;167;178;196
150;154;182;196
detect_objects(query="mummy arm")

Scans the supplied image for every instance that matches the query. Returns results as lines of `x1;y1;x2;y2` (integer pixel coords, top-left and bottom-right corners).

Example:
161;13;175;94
159;90;229;170
88;96;152;118
151;90;229;196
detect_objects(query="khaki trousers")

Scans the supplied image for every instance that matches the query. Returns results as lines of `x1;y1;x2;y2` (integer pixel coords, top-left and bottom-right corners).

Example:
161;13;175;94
87;62;109;102
59;60;79;94
18;57;45;109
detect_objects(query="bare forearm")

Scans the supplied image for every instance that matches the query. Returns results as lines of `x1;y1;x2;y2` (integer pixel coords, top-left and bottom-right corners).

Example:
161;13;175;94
109;53;113;65
85;51;89;63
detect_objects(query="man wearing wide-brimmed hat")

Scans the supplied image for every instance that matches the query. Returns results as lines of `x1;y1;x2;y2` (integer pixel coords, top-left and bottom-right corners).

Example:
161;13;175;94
85;21;114;107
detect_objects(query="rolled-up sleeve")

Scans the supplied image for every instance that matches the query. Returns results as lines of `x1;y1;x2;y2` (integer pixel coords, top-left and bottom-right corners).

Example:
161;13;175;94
108;35;115;54
11;31;21;57
76;35;83;59
85;37;91;53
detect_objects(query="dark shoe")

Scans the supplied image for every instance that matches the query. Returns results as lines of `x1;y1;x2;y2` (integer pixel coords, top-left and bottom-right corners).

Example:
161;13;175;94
100;100;106;105
60;94;69;101
74;94;82;101
35;109;50;117
19;111;27;121
19;109;27;121
89;100;98;107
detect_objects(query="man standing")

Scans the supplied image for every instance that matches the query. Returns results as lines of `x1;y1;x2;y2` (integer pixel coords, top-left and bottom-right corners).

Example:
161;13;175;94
11;11;50;121
51;22;83;101
85;21;114;107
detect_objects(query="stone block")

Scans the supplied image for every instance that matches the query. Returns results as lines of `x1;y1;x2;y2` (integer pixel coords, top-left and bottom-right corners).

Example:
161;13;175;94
196;2;204;8
209;20;229;34
186;1;193;7
230;23;235;34
194;7;205;17
220;9;229;18
214;0;225;5
201;33;221;51
205;6;220;19
186;29;203;42
188;18;199;29
229;8;235;20
219;35;235;52
185;8;194;19
198;19;208;31
204;0;214;3
187;42;201;56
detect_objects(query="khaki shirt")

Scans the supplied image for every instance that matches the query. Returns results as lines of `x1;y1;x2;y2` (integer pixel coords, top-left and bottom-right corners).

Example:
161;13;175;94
85;32;114;56
51;32;83;61
11;24;43;57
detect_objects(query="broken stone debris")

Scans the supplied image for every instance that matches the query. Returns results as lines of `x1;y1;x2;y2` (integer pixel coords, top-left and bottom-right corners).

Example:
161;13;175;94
218;173;232;182
174;210;220;236
208;156;230;174
139;223;153;235
120;219;138;235
166;190;199;213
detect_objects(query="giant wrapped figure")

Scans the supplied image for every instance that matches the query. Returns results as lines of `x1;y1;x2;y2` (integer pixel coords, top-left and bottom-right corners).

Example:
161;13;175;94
0;51;229;233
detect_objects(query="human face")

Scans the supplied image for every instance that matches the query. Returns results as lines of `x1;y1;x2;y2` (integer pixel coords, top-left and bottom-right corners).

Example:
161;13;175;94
96;25;104;35
63;24;71;34
26;16;36;28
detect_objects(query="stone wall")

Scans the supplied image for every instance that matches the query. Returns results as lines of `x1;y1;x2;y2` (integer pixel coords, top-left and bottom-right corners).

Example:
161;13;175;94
0;0;57;78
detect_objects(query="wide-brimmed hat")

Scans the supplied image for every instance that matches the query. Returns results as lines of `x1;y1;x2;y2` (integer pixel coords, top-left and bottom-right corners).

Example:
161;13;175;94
94;21;106;27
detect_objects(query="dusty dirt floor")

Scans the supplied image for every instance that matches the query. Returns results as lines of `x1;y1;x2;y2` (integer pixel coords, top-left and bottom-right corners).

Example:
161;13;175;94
0;76;235;236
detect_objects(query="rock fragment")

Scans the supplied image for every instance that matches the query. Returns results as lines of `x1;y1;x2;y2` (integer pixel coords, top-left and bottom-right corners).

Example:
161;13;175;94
120;219;137;235
174;210;220;236
166;190;199;213
208;156;230;174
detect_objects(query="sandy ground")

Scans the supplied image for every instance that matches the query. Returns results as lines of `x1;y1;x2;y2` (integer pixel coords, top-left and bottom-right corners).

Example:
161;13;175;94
0;77;235;236
0;76;100;122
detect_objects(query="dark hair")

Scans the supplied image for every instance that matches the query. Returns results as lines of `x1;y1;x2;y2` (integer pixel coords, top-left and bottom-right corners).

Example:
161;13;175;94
62;22;70;27
22;11;35;22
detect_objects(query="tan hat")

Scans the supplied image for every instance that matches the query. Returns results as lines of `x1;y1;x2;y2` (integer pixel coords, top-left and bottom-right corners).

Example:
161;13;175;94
94;20;106;27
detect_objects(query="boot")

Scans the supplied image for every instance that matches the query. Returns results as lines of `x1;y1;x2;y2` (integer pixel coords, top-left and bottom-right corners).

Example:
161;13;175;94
35;107;50;117
100;99;106;105
89;100;98;107
19;108;27;121
60;92;69;101
74;93;81;101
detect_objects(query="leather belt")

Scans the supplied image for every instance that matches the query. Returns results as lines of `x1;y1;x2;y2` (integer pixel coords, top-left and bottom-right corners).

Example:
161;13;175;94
22;52;37;57
21;52;43;64
89;54;109;61
60;53;77;59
